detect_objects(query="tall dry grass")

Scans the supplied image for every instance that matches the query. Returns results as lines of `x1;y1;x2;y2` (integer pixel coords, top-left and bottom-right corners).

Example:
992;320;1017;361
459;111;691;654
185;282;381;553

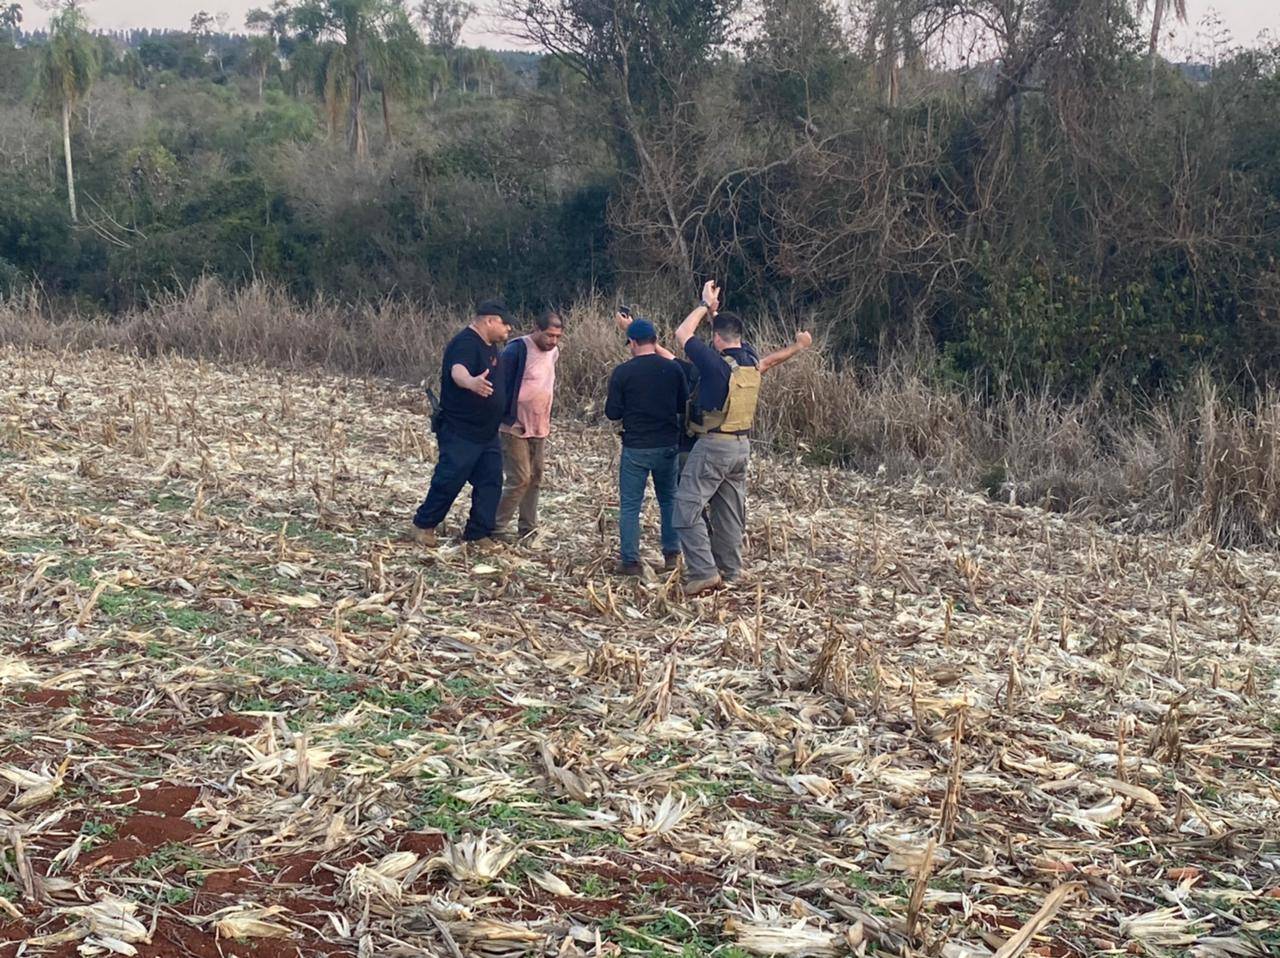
3;281;1278;549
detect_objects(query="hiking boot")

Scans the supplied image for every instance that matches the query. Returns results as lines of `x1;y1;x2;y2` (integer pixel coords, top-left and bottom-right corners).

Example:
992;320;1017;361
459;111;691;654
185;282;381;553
684;573;724;597
466;537;502;554
614;560;644;576
408;525;438;548
663;552;682;572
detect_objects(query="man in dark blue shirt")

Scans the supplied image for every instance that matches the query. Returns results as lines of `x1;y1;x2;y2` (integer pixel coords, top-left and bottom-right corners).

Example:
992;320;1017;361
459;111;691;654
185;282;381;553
605;318;689;575
674;281;812;595
411;299;512;548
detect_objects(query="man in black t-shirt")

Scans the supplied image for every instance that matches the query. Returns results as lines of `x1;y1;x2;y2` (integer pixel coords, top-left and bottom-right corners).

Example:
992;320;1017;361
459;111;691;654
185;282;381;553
411;299;512;547
605;318;689;575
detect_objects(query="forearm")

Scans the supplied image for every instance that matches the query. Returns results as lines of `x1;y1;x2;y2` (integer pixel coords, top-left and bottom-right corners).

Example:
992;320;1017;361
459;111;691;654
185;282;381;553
653;343;675;361
675;305;709;347
759;342;803;373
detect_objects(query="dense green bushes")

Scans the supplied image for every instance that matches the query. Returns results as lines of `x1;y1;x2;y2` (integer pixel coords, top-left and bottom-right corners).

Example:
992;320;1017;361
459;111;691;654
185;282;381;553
2;8;1280;397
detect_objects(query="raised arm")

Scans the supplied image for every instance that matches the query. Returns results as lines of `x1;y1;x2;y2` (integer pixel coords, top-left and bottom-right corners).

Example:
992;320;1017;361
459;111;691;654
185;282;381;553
758;331;813;374
675;280;721;348
616;308;675;359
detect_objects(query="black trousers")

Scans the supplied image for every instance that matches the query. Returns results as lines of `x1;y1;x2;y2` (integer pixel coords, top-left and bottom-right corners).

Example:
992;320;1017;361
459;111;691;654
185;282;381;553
413;428;503;541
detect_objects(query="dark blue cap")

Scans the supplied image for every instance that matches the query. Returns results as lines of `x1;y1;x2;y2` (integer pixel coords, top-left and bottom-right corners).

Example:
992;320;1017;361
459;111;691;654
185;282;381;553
626;318;656;342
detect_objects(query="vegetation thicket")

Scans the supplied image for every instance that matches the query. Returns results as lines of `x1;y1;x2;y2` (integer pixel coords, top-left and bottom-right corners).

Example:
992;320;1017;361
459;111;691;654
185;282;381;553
3;0;1280;544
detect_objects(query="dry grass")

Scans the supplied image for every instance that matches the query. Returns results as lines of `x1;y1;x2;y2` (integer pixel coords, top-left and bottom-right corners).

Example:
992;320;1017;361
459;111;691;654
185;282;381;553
3;282;1280;549
0;347;1277;957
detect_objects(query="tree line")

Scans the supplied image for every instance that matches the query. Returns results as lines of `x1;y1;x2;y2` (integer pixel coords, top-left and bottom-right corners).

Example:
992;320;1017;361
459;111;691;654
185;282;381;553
2;0;1279;397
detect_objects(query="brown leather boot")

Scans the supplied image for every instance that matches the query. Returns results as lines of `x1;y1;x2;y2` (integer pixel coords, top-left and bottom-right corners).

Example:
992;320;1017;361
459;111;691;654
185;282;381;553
409;525;438;547
683;573;724;597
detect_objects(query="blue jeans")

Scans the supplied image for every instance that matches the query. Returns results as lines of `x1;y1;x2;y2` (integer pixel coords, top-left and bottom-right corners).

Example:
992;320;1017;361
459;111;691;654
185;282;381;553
413;428;503;541
618;445;679;564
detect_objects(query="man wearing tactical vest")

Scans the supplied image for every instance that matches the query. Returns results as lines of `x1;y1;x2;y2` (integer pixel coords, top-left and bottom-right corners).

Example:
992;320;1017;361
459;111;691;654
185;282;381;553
674;280;813;595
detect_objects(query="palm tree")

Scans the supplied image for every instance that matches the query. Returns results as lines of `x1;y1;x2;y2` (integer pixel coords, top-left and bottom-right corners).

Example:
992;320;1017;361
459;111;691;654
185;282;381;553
1137;0;1189;91
247;34;276;101
0;3;21;47
370;8;427;145
36;4;100;223
294;0;398;161
294;0;426;160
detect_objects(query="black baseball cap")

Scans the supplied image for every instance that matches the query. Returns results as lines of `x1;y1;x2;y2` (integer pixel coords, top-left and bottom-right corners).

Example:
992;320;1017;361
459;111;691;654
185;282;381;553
475;298;514;325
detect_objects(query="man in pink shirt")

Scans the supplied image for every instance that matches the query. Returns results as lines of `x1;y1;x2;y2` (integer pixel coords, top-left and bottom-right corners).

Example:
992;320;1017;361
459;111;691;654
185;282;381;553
496;310;564;540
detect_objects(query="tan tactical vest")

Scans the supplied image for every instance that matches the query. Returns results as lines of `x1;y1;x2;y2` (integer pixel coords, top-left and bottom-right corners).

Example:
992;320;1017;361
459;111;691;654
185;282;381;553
691;355;761;435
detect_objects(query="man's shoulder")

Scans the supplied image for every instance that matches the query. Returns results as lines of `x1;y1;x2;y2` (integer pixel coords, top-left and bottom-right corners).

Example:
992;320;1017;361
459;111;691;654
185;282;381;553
447;327;479;350
684;336;714;359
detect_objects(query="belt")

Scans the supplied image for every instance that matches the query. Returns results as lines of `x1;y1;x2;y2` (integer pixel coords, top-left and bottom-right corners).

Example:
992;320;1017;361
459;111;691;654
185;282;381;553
704;429;751;439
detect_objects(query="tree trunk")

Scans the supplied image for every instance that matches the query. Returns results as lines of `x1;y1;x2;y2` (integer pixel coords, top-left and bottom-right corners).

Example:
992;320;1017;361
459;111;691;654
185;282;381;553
258;70;265;103
348;61;368;161
62;100;78;224
1148;1;1163;96
381;87;393;146
623;111;694;291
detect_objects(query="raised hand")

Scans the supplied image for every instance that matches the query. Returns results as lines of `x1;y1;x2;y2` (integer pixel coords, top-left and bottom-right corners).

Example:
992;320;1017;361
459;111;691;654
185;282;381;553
469;368;494;398
700;280;720;312
615;311;631;332
795;330;813;349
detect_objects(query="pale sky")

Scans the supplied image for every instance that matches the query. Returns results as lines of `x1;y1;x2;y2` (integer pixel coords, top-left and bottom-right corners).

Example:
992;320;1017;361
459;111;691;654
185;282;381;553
21;1;1280;55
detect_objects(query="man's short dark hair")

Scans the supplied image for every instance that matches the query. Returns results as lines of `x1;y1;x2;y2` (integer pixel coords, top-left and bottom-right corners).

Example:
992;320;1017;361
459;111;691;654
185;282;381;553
630;333;657;346
536;310;564;331
712;311;745;341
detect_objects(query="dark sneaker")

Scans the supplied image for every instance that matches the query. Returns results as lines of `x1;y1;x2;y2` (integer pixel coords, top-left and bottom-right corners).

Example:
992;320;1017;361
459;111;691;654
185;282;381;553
684;574;724;597
615;560;644;576
663;552;682;572
408;525;438;548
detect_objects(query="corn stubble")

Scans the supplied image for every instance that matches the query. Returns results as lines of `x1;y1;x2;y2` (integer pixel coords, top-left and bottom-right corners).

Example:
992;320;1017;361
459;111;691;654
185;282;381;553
0;347;1276;957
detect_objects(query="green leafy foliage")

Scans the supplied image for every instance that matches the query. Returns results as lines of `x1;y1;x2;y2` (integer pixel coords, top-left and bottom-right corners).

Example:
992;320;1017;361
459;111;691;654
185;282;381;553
3;5;1280;395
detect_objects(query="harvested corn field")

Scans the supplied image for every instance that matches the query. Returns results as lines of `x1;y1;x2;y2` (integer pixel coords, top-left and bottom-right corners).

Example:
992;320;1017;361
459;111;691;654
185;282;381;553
0;346;1278;958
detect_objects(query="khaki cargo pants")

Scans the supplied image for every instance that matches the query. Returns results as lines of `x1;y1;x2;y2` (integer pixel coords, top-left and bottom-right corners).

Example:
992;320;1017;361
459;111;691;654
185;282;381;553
496;432;546;537
674;434;749;581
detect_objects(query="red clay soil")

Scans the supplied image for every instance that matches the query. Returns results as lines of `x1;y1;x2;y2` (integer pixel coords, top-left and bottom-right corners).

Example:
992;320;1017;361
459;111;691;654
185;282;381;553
513;891;625;920
273;853;348;896
119;814;198;846
199;865;260;897
137;917;356;958
192;713;261;736
395;832;446;856
124;785;201;816
19;689;74;708
582;859;721;891
76;837;150;871
0;919;30;944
